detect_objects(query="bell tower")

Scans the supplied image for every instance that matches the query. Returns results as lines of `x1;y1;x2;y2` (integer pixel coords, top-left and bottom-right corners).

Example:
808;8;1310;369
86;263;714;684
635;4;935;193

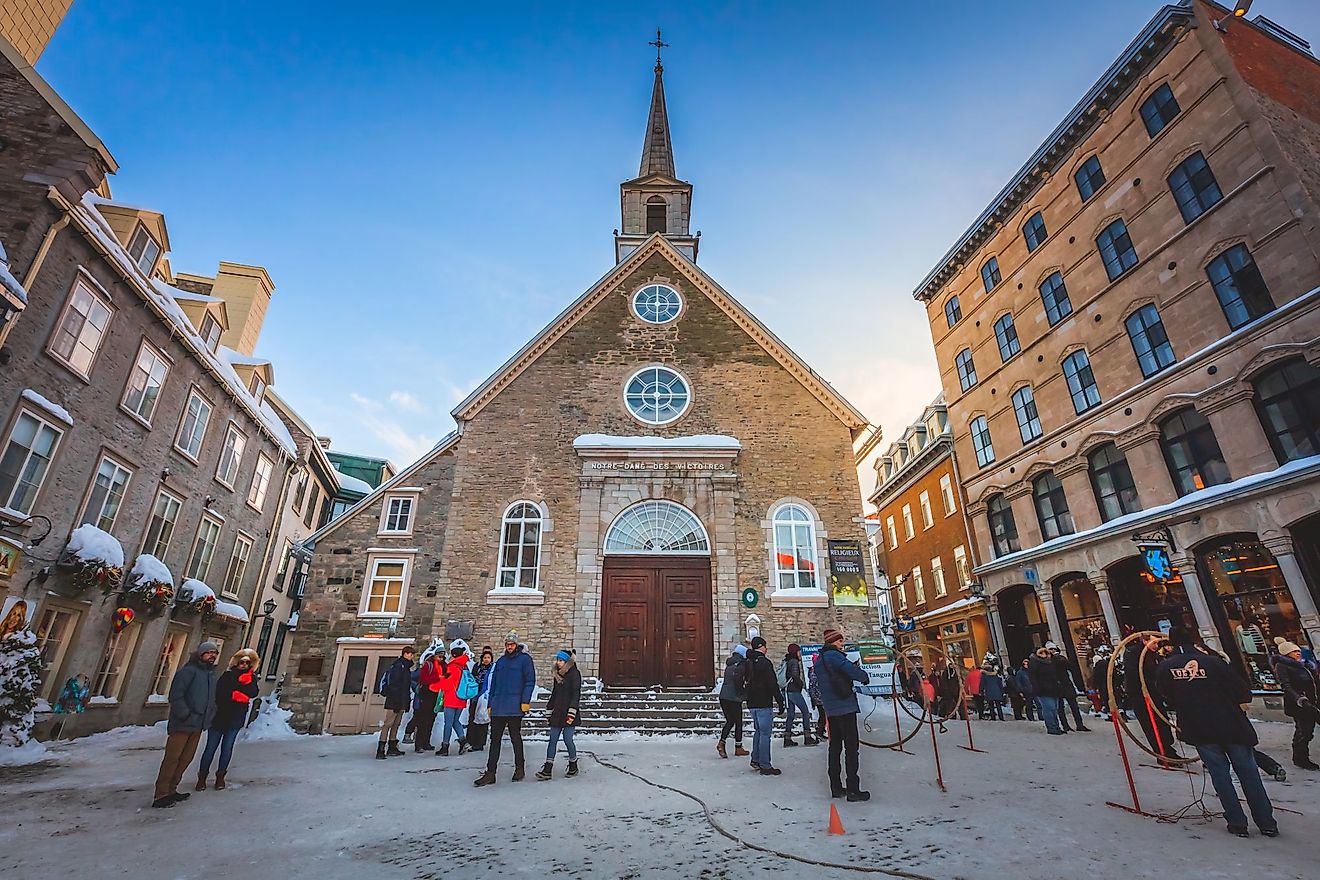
615;31;699;264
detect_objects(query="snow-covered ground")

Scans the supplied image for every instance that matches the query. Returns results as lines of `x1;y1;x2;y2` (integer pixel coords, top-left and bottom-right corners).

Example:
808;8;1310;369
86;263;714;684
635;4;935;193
0;715;1312;879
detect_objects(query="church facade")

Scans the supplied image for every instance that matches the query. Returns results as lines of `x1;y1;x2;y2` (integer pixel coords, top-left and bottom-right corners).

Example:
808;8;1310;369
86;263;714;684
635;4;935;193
282;57;877;733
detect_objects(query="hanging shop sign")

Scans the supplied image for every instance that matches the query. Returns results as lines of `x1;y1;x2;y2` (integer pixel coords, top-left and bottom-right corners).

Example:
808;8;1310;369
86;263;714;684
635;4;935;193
1141;545;1174;582
740;587;759;609
0;538;22;580
827;539;868;607
894;614;916;633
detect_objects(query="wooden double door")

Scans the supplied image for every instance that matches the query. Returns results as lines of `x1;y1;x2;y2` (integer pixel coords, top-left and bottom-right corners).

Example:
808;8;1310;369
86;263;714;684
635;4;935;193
601;555;714;688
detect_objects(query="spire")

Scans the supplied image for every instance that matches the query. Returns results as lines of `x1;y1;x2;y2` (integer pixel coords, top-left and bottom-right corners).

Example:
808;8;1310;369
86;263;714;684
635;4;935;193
639;29;675;178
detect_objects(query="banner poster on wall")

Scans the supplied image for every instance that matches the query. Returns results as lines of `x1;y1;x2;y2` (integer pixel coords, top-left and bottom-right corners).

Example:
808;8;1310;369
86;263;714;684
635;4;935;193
827;539;869;607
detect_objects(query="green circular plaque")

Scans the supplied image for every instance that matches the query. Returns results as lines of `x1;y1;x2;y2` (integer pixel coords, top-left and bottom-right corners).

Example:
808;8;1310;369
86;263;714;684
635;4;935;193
741;587;759;608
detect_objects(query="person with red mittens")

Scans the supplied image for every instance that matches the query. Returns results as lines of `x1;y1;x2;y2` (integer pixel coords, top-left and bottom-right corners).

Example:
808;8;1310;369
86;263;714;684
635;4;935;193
196;649;262;791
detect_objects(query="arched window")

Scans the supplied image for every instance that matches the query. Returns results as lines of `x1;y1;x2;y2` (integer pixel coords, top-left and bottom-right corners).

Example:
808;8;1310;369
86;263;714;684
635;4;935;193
970;415;995;466
1253;358;1320;463
1023;212;1048;252
1207;245;1274;330
955;348;977;392
1159;409;1229;496
1011;386;1042;443
1062;350;1101;414
1074;155;1105;201
1032;472;1074;540
994;313;1021;362
944;295;962;327
772;503;818;591
645;197;667;234
1039;272;1073;326
981;258;1001;293
987;494;1019;558
1088;443;1139;522
496;502;543;590
604;500;709;554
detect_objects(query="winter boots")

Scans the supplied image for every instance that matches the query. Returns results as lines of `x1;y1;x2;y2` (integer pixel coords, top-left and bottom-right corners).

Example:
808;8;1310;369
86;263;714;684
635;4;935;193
566;760;578;777
402;732;414;744
376;742;388;760
784;735;798;747
734;745;750;757
195;771;208;791
512;764;525;782
215;771;227;790
536;762;554;781
473;769;496;787
717;740;728;759
457;738;470;755
803;734;819;746
846;789;871;802
437;743;449;756
386;740;405;757
1294;749;1319;770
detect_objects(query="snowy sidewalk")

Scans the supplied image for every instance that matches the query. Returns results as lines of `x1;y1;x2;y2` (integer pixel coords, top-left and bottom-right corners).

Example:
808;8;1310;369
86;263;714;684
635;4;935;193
0;716;1313;879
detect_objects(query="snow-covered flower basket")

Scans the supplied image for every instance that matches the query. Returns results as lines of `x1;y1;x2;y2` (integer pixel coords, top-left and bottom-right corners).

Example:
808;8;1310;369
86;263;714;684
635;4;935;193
177;579;217;621
0;629;42;748
65;524;124;594
126;554;175;616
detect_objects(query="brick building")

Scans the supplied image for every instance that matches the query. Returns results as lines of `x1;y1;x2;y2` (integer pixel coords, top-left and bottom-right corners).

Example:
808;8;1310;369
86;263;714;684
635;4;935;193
868;396;985;666
284;56;879;733
914;0;1320;696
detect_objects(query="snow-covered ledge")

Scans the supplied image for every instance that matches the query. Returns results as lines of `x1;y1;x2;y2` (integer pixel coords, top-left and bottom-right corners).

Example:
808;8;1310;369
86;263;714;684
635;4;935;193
769;586;830;609
574;433;741;451
486;586;546;606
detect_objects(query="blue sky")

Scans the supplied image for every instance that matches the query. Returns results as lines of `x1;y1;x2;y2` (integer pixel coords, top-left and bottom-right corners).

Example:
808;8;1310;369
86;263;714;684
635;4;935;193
38;1;1320;470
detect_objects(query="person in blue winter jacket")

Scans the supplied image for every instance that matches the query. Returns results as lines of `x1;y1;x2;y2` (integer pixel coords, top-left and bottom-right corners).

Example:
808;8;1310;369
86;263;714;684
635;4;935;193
474;631;537;786
816;627;871;802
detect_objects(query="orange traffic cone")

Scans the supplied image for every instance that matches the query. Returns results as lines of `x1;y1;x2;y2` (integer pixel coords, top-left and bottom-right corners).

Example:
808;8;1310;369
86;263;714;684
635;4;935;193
828;803;846;835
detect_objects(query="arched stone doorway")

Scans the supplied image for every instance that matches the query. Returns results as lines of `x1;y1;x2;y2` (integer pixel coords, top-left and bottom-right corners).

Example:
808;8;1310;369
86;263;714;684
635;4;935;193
1105;555;1197;637
996;584;1050;668
1051;574;1108;688
599;500;715;687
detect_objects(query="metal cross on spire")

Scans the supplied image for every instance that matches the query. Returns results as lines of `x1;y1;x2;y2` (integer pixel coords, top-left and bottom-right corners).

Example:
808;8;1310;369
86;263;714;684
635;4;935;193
649;28;669;71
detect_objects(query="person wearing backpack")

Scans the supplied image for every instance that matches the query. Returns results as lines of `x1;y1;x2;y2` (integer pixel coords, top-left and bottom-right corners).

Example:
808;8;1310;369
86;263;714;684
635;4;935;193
746;636;786;776
817;627;871;801
376;646;415;759
537;649;582;780
781;643;817;747
717;644;749;759
436;645;473;756
414;649;444;752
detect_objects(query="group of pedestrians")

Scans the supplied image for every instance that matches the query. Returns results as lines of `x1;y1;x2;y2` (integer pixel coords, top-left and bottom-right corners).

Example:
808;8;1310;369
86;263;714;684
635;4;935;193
151;641;261;808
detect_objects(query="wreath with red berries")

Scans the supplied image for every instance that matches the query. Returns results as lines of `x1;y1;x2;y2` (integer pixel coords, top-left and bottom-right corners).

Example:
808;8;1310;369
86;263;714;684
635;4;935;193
71;559;124;595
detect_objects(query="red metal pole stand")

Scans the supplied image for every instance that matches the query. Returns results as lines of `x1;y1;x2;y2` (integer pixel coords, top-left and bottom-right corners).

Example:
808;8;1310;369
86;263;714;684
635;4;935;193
890;693;913;755
927;709;947;792
956;689;987;753
1104;704;1157;818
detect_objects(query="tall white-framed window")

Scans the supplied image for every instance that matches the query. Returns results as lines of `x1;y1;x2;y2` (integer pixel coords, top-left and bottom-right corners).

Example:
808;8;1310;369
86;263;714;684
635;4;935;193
885;516;898;550
121;340;169;424
772;503;818;591
248;454;274;510
359;555;412;617
78;454;133;534
940;474;957;516
273;540;294;591
897;581;908;610
35;605;81;701
953;545;971;590
92;626;141;701
0;410;65;515
48;277;113;378
496;502;543;591
186;516;222;582
148;627;189;702
379;494;416;535
911;566;926;604
175;387;212;461
142;488;182;560
918;491;933;530
215;423;246;488
901;504;914;540
932;556;947;597
221;533;254;599
291;469;308;514
127;224;161;274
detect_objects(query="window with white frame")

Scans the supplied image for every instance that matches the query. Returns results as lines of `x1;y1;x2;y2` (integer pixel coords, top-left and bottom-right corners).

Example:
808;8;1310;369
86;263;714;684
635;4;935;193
932;556;947;597
953;545;971;589
48;278;112;377
215;424;246;488
35;606;80;700
897;580;908;610
122;341;169;423
885;516;898;550
92;626;140;700
248;454;274;510
127;225;161;274
939;474;956;516
911;566;926;604
221;534;253;599
0;411;65;515
142;489;182;560
496;502;543;590
248;374;266;402
360;556;411;616
901;504;914;540
149;628;188;700
273;540;294;590
918;491;933;530
291;469;308;514
199;313;222;354
186;516;222;581
79;455;133;533
380;495;415;535
772;503;818;591
175;388;211;460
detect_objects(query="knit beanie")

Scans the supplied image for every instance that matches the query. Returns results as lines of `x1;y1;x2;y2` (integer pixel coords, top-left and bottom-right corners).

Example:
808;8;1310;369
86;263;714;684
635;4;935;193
555;649;572;662
823;627;844;645
1275;636;1302;656
732;644;748;658
504;630;518;644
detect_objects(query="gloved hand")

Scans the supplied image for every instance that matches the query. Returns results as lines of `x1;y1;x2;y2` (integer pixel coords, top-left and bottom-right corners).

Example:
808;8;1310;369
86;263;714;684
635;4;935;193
231;690;251;703
566;708;577;726
521;703;531;713
238;671;255;685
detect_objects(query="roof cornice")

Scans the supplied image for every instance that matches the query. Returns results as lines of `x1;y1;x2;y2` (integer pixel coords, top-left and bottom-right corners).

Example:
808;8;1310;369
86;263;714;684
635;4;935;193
869;433;952;507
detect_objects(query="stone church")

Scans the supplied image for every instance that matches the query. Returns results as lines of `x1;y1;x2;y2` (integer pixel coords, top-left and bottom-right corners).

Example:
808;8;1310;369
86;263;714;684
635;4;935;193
283;54;877;733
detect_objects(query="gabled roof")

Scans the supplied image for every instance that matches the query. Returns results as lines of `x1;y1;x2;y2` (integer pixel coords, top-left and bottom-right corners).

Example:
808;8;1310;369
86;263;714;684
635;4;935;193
452;233;869;431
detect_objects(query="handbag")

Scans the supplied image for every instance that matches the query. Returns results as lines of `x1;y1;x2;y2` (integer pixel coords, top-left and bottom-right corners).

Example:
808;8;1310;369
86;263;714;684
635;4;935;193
457;668;479;701
473;693;490;725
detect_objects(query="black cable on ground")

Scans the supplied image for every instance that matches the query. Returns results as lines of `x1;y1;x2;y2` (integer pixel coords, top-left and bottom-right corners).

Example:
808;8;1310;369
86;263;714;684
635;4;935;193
581;750;943;880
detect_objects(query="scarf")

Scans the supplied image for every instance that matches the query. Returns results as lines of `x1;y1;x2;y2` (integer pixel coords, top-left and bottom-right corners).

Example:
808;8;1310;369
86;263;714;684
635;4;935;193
553;657;576;685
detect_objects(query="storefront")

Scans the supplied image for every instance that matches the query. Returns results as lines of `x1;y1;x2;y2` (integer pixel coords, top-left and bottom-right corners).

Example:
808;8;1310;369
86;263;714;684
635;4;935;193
1052;574;1110;686
1105;556;1198;638
996;584;1050;667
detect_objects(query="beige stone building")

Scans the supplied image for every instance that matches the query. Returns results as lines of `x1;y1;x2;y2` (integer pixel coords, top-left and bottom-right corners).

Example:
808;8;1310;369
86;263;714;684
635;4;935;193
915;0;1320;698
284;57;879;733
0;0;73;65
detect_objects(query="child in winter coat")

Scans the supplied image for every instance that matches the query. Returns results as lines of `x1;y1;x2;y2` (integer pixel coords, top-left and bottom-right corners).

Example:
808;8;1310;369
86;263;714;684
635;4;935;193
435;646;472;755
197;649;261;791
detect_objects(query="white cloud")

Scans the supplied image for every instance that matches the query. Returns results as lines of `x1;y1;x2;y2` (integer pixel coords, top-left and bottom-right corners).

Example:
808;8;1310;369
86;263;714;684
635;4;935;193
349;392;441;466
388;390;426;413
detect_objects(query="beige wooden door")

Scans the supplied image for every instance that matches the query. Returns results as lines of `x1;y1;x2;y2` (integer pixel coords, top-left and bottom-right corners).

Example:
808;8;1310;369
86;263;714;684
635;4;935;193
326;648;394;734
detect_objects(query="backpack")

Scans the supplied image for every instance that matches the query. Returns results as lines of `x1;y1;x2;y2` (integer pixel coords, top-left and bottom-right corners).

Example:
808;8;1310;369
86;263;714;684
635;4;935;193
457;667;479;700
374;667;390;696
726;655;747;692
775;659;789;691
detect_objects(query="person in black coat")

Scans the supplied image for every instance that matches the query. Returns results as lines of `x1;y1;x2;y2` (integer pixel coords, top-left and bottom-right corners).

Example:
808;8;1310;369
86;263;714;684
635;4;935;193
745;636;785;775
1027;647;1064;734
1048;645;1089;732
466;646;495;751
537;649;582;780
1155;627;1277;838
376;646;414;759
1271;637;1319;770
782;644;817;747
1009;658;1036;721
1124;634;1174;761
197;649;262;789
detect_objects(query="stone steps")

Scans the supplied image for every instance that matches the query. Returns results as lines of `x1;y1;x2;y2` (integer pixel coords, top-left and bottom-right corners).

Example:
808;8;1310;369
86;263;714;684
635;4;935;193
515;686;815;736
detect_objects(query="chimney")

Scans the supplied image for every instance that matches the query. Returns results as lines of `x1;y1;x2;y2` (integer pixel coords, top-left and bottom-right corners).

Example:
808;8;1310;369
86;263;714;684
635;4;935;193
210;262;275;356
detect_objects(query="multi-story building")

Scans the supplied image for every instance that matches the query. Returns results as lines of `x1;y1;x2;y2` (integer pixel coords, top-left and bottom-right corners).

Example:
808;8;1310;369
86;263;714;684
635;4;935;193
0;33;313;734
914;0;1320;698
869;397;985;665
325;447;395;522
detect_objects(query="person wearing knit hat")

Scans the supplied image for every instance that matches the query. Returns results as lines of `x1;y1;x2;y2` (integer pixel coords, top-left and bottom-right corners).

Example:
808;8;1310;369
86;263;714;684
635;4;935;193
815;627;871;801
474;630;537;786
537;649;582;780
1270;636;1319;771
151;641;220;808
781;643;817;748
743;635;784;775
717;644;751;759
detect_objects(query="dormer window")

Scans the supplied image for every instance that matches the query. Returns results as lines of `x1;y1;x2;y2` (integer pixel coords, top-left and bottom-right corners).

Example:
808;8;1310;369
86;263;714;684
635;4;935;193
248;374;266;402
645;197;667;234
199;314;221;353
127;225;161;275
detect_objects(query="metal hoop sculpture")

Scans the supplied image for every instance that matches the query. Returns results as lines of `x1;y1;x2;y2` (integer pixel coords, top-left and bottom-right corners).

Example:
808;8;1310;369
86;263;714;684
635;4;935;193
857;661;927;751
1104;630;1198;767
861;642;966;749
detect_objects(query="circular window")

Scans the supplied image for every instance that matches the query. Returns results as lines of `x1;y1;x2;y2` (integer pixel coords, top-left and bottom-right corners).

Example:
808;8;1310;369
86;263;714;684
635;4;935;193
631;284;682;324
624;366;691;425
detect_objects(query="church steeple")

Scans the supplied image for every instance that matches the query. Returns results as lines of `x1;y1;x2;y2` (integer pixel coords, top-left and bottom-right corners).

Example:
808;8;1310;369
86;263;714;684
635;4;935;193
615;30;698;264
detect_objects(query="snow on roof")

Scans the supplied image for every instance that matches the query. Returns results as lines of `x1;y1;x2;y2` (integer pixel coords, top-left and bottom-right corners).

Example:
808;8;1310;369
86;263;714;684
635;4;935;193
213;600;249;623
573;434;742;450
130;554;173;587
222;349;272;368
21;389;73;425
165;286;222;304
911;596;985;623
0;239;27;305
66;524;125;568
179;579;216;602
336;470;374;495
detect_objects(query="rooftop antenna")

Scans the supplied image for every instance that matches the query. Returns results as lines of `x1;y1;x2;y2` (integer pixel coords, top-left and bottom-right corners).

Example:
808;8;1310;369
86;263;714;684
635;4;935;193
1214;0;1253;32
